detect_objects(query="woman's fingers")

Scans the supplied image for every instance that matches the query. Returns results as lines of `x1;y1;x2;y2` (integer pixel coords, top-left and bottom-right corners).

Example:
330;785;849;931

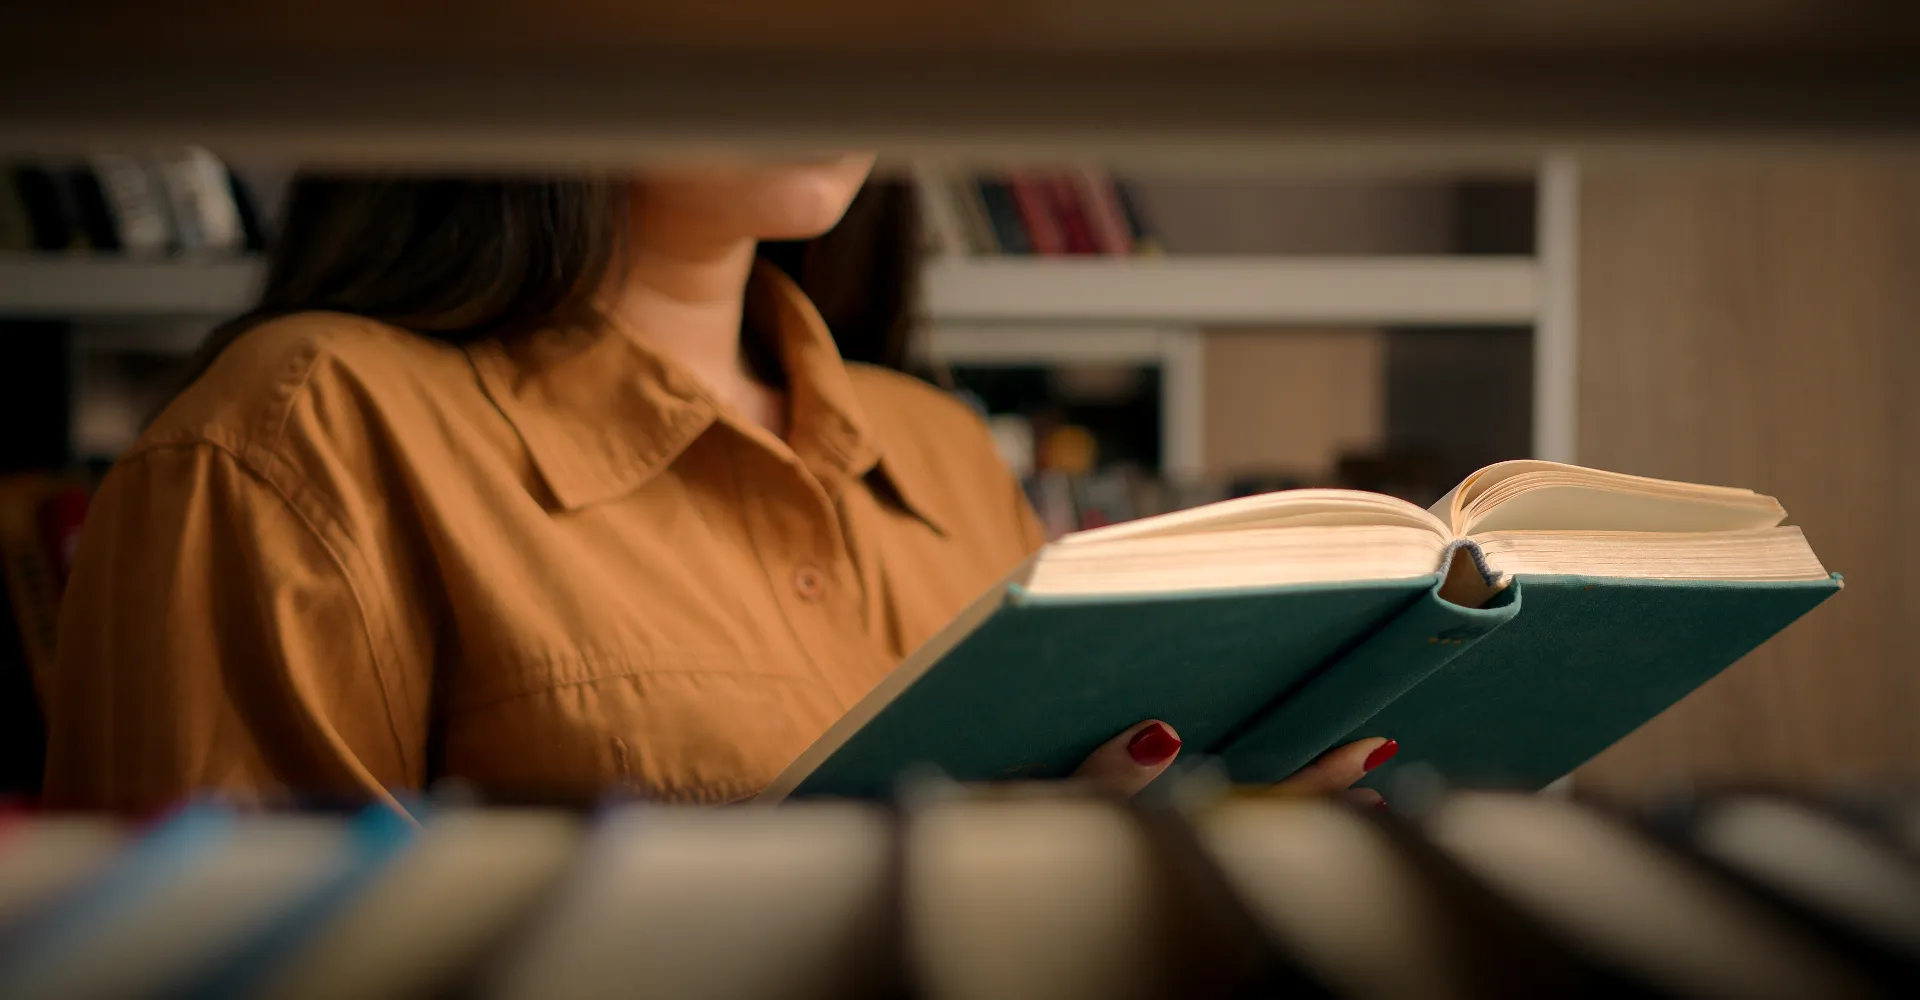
1071;720;1183;797
1274;737;1398;796
1068;725;1395;803
1341;786;1387;811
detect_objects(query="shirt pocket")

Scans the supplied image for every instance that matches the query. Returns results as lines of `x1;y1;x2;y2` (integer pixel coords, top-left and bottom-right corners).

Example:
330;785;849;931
439;646;841;804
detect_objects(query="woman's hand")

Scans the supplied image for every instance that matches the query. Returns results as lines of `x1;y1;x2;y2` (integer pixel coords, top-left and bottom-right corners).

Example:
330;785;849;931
1071;720;1399;809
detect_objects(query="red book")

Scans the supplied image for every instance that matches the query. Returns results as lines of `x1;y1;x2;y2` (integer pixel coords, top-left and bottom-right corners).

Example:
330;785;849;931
1045;174;1100;255
1007;175;1065;255
1072;169;1134;255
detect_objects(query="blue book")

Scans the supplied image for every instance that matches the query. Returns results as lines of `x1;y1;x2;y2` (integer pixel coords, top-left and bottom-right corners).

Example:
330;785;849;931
176;806;417;1000
0;804;396;1000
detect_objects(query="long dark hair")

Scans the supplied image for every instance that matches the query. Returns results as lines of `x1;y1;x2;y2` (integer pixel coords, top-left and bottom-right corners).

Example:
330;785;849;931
183;173;922;393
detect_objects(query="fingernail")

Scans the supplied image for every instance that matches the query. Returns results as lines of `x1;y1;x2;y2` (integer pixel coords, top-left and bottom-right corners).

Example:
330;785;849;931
1126;722;1182;766
1373;797;1391;812
1362;739;1400;772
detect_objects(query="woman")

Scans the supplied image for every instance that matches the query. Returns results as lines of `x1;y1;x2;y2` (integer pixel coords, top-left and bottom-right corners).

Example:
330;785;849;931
43;156;1393;811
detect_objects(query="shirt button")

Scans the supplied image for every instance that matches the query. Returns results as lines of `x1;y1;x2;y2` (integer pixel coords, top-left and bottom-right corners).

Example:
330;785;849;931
793;565;826;601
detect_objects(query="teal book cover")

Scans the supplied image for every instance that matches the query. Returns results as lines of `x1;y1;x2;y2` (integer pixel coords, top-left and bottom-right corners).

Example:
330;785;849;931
777;568;1838;800
769;457;1838;801
783;577;1437;799
1348;574;1841;793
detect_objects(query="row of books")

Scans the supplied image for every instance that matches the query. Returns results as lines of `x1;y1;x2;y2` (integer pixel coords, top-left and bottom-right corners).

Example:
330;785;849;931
0;152;268;256
912;166;1160;257
0;475;89;799
0;786;1914;998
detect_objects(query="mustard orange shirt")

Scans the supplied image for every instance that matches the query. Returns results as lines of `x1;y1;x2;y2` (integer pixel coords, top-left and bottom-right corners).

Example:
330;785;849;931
44;265;1044;810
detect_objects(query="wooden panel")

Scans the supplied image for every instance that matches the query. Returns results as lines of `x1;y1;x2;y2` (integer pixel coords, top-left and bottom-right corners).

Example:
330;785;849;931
1574;164;1920;797
1202;330;1384;480
13;1;1919;56
3;3;1919;164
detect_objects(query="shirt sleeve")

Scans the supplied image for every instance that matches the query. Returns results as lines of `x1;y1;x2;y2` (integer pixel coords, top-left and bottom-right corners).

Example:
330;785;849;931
42;443;427;811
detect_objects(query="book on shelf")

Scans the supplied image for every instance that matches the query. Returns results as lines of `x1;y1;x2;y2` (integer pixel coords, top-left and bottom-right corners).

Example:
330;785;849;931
1648;793;1920;977
149;148;247;255
60;167;123;253
908;167;1155;257
1006;175;1065;255
909;164;971;258
1071;167;1134;255
946;177;1000;255
1042;173;1100;255
972;178;1031;254
12;165;83;252
0;789;1912;999
1;150;262;260
88;154;174;257
1421;792;1887;998
759;460;1838;800
0;805;412;1000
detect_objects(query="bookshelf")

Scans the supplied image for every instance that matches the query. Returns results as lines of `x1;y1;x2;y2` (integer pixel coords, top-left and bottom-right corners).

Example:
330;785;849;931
0;253;1534;328
3;3;1915;164
0;256;260;320
0;163;1570;491
923;256;1536;326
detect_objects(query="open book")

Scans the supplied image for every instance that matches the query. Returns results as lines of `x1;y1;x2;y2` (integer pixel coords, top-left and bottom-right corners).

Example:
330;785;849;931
761;462;1837;801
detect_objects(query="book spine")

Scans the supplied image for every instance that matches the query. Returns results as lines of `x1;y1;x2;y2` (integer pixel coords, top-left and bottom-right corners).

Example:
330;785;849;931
225;168;270;253
909;165;970;258
90;154;175;256
1045;174;1100;255
974;179;1032;255
949;178;999;254
1113;180;1162;255
1130;798;1341;996
13;165;80;251
150;149;245;255
61;167;122;252
177;807;418;1000
0;806;237;977
1006;174;1064;255
1073;169;1134;255
1217;577;1523;785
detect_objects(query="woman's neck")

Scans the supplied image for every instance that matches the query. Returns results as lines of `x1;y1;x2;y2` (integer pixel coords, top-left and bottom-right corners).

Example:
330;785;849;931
607;232;786;436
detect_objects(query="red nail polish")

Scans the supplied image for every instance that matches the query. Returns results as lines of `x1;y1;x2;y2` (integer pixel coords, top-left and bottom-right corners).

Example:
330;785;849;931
1126;722;1182;766
1362;739;1399;772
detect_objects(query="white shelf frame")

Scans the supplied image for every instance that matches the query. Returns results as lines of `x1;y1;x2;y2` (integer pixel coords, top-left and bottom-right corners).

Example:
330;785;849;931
1;253;1538;329
923;255;1538;327
918;325;1206;482
2;169;1568;484
0;255;261;320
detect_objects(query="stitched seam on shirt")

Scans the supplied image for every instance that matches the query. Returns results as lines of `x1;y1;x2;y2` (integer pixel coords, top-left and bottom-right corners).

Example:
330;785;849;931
446;667;831;717
128;440;419;789
252;337;428;775
450;641;818;712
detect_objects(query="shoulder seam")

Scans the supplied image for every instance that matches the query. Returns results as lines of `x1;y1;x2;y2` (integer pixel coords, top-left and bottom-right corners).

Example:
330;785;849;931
114;440;420;788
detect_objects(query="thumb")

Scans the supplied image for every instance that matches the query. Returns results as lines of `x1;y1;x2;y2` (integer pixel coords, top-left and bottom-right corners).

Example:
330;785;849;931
1072;720;1182;797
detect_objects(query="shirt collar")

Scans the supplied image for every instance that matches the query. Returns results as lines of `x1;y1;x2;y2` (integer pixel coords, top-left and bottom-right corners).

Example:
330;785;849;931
466;260;948;533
